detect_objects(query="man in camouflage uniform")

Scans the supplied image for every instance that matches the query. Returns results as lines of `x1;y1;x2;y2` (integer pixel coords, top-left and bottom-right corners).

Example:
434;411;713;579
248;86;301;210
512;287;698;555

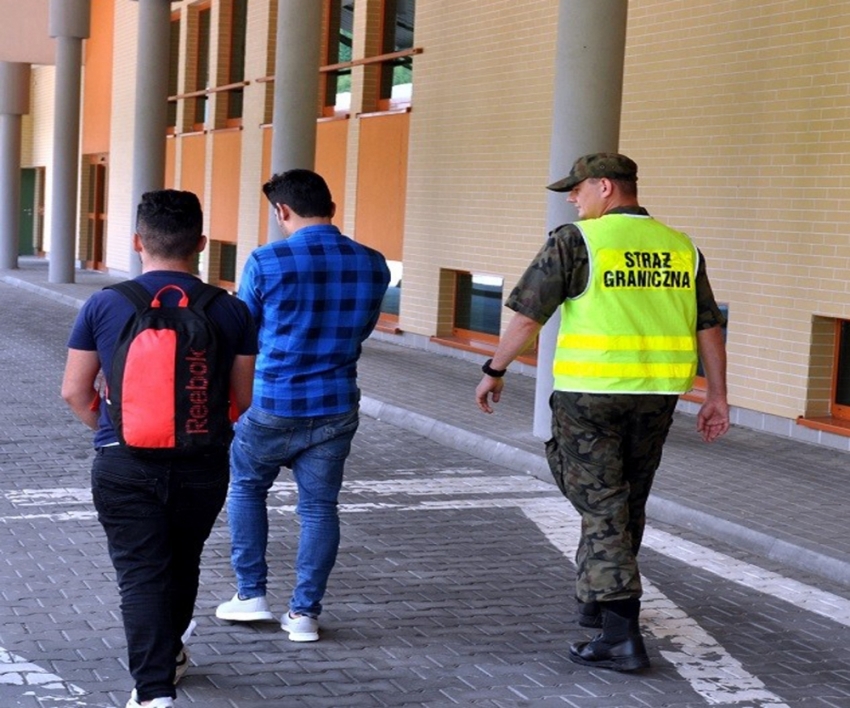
476;153;729;672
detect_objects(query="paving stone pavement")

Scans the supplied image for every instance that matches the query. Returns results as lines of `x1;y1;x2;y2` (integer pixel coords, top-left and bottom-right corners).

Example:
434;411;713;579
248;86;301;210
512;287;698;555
2;263;850;708
355;339;850;587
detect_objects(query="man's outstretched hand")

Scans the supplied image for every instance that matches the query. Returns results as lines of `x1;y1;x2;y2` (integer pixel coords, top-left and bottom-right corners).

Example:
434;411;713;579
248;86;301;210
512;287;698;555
476;376;504;414
696;396;730;442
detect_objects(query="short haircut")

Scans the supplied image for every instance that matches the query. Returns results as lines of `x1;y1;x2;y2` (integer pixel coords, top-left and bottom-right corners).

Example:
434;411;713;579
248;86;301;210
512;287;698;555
262;169;334;218
610;178;638;198
135;190;203;260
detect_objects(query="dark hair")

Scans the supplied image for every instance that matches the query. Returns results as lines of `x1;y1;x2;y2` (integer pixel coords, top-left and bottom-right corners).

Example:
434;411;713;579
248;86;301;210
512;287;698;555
610;178;638;198
135;190;203;259
262;169;334;218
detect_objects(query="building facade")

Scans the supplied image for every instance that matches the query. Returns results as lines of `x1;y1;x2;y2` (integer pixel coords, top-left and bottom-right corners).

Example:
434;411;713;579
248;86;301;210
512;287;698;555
14;0;850;450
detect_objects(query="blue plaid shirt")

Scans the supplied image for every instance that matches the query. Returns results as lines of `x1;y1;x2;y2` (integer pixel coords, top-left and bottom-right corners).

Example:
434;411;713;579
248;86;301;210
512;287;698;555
238;224;390;417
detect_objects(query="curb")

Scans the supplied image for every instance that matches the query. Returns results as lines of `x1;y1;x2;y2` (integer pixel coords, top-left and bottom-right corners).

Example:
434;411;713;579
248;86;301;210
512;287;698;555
359;397;550;479
0;275;86;309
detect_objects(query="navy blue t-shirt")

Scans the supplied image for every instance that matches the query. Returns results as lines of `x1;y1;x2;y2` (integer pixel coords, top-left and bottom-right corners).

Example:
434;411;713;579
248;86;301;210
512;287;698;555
67;271;258;448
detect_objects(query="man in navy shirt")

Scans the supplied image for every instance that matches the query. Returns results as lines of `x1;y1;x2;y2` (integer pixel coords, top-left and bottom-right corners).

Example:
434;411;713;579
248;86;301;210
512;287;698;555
216;169;389;642
62;190;256;708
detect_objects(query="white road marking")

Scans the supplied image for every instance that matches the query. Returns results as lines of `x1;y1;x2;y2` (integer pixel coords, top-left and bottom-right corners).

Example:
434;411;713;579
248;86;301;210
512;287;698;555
0;648;86;696
4;488;91;507
1;473;843;707
0;510;98;522
645;527;850;628
523;499;792;707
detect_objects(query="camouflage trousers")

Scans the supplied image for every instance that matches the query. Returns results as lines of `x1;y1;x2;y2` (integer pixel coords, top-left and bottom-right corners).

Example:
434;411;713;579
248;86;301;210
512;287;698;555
545;390;678;603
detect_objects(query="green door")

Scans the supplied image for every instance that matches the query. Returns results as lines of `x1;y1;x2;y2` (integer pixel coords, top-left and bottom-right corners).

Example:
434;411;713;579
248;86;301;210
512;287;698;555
18;168;36;256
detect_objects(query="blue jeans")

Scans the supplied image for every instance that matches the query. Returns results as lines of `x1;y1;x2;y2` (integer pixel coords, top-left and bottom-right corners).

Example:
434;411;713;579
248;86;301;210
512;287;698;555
91;446;228;702
227;406;359;617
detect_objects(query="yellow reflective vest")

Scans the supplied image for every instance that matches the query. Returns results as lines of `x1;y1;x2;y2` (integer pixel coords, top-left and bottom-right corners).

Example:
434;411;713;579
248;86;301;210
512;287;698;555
553;213;699;394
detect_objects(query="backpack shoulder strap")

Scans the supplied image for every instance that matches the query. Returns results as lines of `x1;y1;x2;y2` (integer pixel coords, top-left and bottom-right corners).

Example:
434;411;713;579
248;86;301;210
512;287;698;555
188;281;228;312
104;281;152;313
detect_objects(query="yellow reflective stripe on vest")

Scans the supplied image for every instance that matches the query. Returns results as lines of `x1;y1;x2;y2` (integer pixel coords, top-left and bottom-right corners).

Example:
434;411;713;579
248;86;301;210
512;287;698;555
557;333;695;352
553;360;696;379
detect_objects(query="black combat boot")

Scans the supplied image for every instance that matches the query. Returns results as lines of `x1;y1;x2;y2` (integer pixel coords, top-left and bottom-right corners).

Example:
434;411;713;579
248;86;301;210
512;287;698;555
568;598;650;672
576;598;602;628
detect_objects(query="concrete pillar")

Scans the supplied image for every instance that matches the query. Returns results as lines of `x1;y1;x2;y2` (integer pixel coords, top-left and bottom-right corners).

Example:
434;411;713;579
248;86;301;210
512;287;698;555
532;0;629;438
128;0;173;277
0;63;31;270
266;0;323;241
48;0;91;284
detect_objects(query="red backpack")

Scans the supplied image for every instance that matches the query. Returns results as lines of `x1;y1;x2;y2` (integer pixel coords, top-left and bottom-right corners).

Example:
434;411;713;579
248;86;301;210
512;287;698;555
105;280;234;454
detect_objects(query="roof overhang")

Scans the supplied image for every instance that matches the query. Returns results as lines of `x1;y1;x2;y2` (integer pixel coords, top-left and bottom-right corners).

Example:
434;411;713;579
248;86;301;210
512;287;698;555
0;0;56;66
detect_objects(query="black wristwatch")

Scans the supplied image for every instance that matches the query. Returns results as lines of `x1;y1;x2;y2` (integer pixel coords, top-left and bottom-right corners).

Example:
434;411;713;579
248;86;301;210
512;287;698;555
482;358;507;378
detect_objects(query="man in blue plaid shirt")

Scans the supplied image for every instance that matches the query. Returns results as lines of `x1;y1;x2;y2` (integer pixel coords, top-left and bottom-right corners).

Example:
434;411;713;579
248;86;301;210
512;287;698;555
216;169;390;641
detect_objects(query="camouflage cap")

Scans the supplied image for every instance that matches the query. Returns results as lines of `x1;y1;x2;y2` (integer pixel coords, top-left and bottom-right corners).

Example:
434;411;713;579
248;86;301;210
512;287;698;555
546;153;638;192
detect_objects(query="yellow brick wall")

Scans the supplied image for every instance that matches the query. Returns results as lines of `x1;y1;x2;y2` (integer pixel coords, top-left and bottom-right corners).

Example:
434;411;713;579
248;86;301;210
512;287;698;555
105;0;139;274
621;0;850;419
400;0;558;336
20;115;32;168
24;68;54;168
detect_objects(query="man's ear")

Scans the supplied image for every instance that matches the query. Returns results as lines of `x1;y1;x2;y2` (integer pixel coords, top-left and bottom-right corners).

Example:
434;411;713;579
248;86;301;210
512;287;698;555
196;235;208;254
132;233;143;253
330;201;337;219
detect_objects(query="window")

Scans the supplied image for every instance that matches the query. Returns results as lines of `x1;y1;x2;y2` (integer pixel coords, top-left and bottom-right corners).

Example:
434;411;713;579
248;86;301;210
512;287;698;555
833;320;850;420
431;269;537;361
799;317;850;436
454;272;503;339
380;260;402;319
378;0;415;110
191;4;211;129
83;156;108;269
219;243;237;284
323;0;355;114
167;14;180;130
321;0;418;114
226;0;248;122
210;241;237;289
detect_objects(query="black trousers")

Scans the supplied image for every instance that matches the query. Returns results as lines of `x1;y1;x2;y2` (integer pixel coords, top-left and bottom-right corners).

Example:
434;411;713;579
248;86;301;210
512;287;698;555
92;446;228;701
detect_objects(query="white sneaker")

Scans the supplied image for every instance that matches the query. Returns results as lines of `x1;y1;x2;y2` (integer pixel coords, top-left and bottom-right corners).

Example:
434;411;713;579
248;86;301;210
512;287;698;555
215;593;274;622
281;612;319;642
180;618;197;645
126;689;174;707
